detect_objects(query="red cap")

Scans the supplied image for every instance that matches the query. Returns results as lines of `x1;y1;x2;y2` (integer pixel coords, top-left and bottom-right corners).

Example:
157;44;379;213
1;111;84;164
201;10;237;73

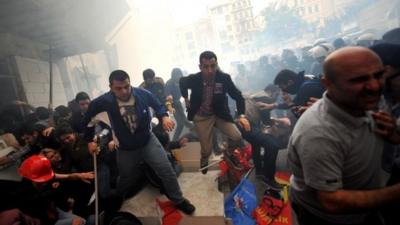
18;155;54;182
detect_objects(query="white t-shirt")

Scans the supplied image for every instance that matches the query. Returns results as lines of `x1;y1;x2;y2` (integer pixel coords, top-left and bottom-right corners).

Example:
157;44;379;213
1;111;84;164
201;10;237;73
117;96;138;134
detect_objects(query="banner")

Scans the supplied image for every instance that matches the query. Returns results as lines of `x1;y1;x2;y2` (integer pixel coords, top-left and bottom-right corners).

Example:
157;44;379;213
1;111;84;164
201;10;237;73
225;178;257;225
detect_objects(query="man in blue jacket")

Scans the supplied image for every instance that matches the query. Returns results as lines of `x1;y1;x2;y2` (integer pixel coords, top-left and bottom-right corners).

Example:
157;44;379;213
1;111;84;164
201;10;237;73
83;70;195;215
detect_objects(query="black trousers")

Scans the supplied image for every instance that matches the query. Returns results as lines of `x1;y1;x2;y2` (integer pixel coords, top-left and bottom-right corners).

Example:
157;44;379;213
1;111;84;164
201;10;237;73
239;124;280;180
381;163;400;225
291;202;385;225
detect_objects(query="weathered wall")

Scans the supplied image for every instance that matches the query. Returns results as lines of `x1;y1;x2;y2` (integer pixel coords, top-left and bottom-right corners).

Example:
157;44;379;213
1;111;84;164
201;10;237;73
14;56;67;108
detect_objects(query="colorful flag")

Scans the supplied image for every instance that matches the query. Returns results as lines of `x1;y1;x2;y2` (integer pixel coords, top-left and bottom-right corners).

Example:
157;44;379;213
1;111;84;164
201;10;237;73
224;178;257;225
253;172;293;225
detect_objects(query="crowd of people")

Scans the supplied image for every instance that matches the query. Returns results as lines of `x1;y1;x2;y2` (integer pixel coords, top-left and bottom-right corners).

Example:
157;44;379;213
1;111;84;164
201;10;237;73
0;27;399;225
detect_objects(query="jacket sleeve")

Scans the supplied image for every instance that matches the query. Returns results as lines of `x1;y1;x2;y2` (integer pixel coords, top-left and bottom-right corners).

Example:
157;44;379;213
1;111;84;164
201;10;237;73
179;76;191;99
226;75;245;116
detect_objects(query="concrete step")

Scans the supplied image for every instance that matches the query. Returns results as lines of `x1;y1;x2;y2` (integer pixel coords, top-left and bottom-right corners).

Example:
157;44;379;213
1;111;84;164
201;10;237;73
172;142;222;172
120;171;225;225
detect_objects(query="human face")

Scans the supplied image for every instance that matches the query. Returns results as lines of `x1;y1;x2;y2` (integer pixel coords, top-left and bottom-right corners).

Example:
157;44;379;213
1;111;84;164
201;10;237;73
199;58;218;78
22;132;38;146
78;99;90;113
278;80;295;94
59;133;76;145
145;77;155;85
41;148;62;165
324;53;384;115
110;79;132;102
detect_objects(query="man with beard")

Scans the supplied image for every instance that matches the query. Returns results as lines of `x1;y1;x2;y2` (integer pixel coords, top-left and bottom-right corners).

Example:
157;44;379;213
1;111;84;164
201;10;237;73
287;47;400;225
83;70;195;215
258;69;325;117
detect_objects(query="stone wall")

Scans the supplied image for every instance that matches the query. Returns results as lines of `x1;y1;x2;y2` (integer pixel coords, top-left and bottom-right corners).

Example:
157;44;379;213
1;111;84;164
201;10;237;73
14;56;68;108
0;32;111;107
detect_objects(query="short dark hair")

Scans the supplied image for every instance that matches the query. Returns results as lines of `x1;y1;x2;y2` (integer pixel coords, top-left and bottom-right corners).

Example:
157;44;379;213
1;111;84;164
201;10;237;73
54;122;74;139
143;68;155;80
199;51;217;63
273;69;298;85
370;43;400;68
54;105;71;126
35;107;50;120
20;122;45;135
109;70;130;85
75;92;90;102
54;105;71;118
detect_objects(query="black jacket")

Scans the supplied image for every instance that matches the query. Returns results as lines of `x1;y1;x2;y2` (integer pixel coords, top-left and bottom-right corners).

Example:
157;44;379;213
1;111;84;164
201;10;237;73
179;71;245;122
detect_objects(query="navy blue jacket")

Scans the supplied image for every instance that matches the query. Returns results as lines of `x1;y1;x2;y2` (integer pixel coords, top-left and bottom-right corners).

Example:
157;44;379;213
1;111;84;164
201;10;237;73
292;79;325;107
83;87;168;150
277;73;325;109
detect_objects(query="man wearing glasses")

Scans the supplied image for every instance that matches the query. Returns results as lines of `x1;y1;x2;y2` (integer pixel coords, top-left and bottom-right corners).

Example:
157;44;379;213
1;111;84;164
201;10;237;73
179;51;250;174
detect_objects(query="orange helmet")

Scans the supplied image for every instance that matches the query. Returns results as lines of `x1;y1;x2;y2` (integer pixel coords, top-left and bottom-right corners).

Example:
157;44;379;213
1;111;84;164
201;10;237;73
18;155;54;182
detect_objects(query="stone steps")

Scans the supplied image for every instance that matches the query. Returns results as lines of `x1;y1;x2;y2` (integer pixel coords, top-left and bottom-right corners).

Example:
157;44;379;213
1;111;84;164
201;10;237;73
120;171;225;225
119;143;226;225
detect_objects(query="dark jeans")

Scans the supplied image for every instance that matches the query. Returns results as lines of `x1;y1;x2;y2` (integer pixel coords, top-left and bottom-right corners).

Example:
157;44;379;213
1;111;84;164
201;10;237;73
291;202;385;225
239;124;280;180
117;133;183;203
97;149;118;198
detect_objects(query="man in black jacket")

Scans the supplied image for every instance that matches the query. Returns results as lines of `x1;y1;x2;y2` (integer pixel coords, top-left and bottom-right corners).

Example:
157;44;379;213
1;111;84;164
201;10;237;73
180;51;250;174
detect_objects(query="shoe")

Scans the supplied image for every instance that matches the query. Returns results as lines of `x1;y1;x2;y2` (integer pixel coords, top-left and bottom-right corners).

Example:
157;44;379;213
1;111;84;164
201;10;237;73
213;149;223;156
175;198;196;215
200;160;208;175
259;176;283;191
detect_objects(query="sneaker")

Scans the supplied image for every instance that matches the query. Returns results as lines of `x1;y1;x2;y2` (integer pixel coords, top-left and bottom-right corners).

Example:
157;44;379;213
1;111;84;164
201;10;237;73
259;176;284;191
175;198;196;215
200;160;208;175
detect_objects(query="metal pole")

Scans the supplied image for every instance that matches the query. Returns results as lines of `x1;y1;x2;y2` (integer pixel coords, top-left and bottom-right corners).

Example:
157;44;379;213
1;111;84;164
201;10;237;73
93;152;99;225
198;159;224;172
48;45;53;110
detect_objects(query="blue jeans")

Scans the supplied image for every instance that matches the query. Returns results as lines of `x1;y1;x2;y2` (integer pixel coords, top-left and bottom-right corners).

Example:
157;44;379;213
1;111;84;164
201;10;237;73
116;133;184;203
55;208;85;225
